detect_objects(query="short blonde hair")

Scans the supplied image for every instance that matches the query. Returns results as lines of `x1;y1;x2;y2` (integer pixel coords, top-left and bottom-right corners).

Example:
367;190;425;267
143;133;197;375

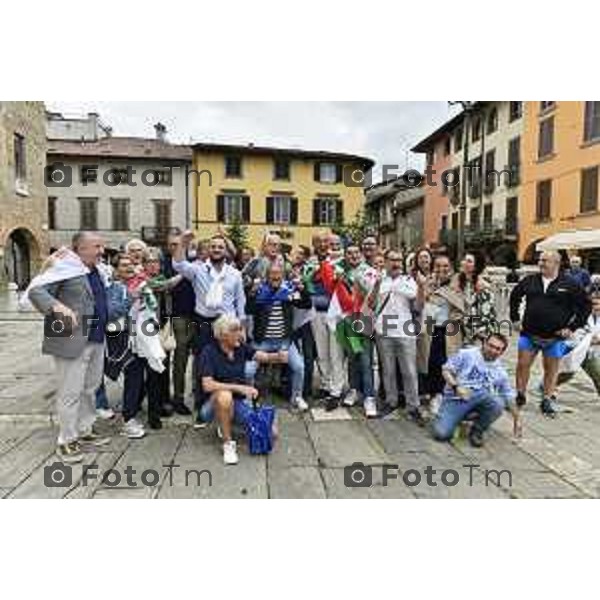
213;314;242;340
125;238;147;252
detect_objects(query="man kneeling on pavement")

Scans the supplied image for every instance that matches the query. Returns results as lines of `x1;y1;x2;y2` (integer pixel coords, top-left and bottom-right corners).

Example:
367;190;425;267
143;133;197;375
432;333;522;448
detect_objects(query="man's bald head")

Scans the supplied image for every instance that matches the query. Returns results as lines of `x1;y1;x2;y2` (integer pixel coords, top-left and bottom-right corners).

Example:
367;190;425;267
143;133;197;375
72;231;105;267
539;250;561;278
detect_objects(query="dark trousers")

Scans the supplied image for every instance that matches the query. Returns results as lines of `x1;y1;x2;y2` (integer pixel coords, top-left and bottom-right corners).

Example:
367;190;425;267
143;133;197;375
172;315;195;401
428;326;448;396
123;356;161;423
293;322;316;399
191;315;219;411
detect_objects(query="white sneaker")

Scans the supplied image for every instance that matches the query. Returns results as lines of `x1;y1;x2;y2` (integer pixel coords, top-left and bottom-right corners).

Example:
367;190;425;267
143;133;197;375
96;408;115;420
292;397;309;412
343;389;359;407
223;440;239;465
364;397;378;418
122;418;146;439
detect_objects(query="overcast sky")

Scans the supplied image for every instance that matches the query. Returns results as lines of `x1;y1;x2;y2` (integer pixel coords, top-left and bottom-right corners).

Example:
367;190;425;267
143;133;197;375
47;101;457;182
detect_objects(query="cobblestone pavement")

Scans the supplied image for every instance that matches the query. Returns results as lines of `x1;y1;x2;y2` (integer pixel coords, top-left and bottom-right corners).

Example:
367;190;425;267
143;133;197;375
1;291;599;499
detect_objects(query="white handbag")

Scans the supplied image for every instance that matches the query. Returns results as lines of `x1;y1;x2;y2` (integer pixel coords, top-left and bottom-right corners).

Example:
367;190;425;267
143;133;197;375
159;318;177;352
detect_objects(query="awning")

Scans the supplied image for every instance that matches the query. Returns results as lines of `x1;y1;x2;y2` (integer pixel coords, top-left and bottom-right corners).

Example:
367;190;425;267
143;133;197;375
536;229;600;251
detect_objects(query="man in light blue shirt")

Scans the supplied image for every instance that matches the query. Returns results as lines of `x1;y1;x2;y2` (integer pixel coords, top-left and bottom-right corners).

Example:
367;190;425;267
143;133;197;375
432;333;521;447
172;232;245;321
171;232;246;423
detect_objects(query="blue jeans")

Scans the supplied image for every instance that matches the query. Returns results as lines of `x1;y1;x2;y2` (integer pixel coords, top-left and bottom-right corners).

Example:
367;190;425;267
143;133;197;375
348;337;375;398
250;338;305;401
432;389;504;441
200;395;252;425
95;380;109;410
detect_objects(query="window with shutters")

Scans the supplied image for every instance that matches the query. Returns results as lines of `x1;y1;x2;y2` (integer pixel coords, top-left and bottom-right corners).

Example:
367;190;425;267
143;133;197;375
154;199;172;229
48;197;57;230
81;165;98;184
14;133;26;181
486;108;498;134
443;137;451;156
225;156;242;178
111;198;130;230
509;101;522;122
584;102;600;142
484;149;496;194
313;198;339;225
538;117;554;158
580;167;599;213
507;136;521;187
472;117;482;142
536;180;552;222
506;197;518;234
268;196;293;224
218;194;250;224
273;158;290;181
468;156;482;199
483;204;493;229
79;198;98;230
451;211;458;230
319;163;337;184
441;215;448;230
454;127;463;152
469;207;480;230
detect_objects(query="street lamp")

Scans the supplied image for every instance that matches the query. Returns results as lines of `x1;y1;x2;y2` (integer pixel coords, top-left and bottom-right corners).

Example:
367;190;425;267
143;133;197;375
448;101;477;262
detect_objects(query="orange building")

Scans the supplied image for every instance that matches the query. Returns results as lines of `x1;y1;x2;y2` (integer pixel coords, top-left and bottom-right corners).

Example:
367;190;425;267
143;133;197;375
411;114;457;248
520;101;600;261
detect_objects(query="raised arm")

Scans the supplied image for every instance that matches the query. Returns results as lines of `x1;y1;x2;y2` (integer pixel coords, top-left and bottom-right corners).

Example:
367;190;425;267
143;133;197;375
509;278;526;324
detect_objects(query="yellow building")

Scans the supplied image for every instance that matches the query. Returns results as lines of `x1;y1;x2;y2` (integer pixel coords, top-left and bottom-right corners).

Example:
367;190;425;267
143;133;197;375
191;142;375;248
520;101;600;261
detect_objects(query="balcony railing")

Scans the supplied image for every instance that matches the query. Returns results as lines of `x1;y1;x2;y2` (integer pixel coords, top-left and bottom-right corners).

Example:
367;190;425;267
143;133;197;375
141;226;180;247
440;219;518;247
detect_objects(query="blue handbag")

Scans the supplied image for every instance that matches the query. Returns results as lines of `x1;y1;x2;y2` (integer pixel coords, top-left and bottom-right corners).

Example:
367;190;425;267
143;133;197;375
244;401;276;455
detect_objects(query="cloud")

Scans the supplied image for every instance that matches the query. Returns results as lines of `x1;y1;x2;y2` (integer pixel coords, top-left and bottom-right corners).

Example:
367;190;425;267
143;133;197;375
46;101;452;181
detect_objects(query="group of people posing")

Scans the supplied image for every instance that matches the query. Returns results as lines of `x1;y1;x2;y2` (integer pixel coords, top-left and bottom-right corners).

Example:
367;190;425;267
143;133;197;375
25;228;596;466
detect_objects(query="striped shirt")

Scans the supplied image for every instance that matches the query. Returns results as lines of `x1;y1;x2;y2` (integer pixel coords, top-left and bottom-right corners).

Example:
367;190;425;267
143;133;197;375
264;301;286;339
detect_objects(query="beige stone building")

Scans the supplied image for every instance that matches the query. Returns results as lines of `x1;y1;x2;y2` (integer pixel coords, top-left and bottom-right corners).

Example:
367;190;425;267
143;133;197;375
46;115;192;251
443;101;523;264
0;101;48;288
365;178;426;251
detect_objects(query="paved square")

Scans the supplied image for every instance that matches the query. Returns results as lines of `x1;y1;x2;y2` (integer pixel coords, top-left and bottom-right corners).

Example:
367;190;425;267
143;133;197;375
1;292;599;499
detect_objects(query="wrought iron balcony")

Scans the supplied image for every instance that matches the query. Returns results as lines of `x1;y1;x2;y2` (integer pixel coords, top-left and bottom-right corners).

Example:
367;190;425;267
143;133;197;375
141;226;180;247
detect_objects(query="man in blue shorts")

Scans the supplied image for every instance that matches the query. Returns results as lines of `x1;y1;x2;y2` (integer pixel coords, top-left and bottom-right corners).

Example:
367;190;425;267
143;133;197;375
510;250;590;416
198;314;287;465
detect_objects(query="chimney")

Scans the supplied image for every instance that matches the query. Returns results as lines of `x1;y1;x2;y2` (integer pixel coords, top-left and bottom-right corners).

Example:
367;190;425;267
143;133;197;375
154;122;167;142
87;112;99;140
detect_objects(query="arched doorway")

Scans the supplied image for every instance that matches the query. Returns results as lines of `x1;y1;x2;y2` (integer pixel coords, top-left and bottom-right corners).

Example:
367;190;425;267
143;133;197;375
4;228;40;290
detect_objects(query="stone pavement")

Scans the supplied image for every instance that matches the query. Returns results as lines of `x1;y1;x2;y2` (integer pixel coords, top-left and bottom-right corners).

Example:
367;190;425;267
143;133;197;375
1;291;599;499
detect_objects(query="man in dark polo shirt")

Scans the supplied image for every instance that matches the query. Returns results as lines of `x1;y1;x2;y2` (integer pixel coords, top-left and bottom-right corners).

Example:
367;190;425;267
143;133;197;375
198;315;286;465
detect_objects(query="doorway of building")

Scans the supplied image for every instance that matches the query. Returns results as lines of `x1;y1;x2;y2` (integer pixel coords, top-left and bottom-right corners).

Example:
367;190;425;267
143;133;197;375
4;228;38;290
